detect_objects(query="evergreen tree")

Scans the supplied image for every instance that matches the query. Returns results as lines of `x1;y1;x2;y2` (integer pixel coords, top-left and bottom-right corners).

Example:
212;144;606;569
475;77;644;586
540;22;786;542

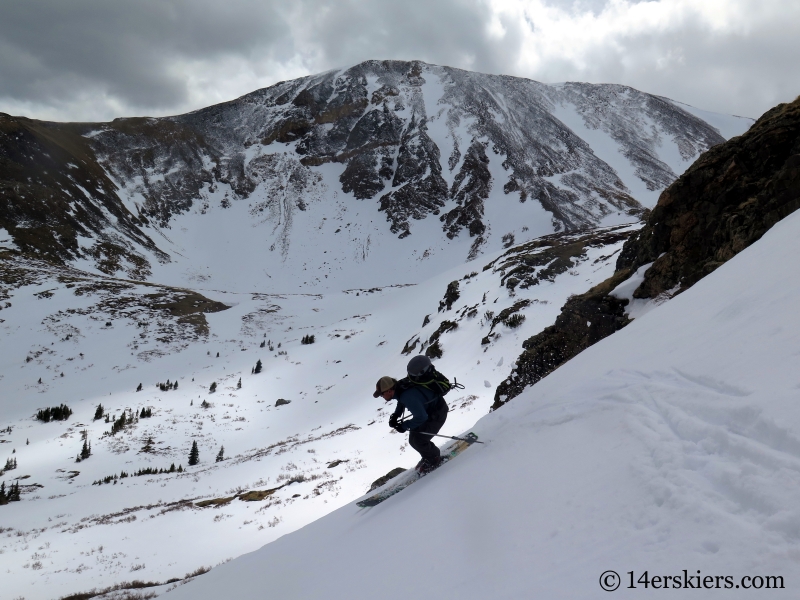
216;446;225;462
216;352;219;357
9;481;20;501
237;377;242;389
188;441;199;466
80;439;91;460
254;359;263;374
260;340;266;348
136;383;142;392
174;380;178;390
209;382;217;393
0;481;6;505
94;404;104;420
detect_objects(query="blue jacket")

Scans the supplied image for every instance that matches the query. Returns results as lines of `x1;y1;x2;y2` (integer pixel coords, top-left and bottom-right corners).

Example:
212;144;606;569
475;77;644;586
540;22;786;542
392;385;439;430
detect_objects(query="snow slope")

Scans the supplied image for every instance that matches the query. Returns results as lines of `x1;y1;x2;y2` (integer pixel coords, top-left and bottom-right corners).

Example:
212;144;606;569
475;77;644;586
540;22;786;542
167;204;800;599
0;225;635;599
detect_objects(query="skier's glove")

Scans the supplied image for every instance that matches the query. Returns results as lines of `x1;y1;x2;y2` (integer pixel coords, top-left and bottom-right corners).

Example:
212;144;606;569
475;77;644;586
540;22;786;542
393;423;407;434
388;415;399;429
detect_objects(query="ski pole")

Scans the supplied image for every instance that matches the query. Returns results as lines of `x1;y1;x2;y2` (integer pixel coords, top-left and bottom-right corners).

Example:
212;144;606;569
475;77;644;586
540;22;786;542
417;431;484;444
397;421;484;444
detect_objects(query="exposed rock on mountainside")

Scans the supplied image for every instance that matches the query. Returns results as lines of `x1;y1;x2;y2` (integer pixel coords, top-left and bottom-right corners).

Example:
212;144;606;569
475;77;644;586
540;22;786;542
0;116;167;277
1;61;736;283
400;224;638;362
494;95;800;409
618;96;800;298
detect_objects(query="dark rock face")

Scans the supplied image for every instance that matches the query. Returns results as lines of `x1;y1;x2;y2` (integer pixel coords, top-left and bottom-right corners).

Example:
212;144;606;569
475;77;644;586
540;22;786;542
442;140;491;257
491;271;632;410
618;96;800;298
493;95;800;409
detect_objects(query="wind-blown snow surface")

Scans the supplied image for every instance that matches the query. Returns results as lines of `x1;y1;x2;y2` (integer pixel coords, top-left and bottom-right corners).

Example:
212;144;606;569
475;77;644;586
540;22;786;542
167;211;800;598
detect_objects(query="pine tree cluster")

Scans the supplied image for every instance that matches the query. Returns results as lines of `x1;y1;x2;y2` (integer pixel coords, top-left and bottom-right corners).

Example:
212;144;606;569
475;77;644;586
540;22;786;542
93;404;104;421
92;463;183;485
36;404;73;422
157;379;178;392
140;407;153;418
77;438;91;462
106;409;136;436
0;457;18;475
253;359;263;374
0;480;21;504
301;334;316;345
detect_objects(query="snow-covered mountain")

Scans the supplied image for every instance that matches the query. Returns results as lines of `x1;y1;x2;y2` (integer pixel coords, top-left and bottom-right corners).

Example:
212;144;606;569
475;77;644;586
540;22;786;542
1;60;751;292
0;61;763;599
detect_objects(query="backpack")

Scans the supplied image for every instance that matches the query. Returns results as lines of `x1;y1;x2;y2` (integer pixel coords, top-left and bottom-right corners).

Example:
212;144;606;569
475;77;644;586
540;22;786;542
395;367;464;400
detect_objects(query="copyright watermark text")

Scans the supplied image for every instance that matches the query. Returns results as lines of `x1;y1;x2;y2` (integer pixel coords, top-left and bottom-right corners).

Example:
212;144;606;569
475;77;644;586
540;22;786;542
599;570;785;592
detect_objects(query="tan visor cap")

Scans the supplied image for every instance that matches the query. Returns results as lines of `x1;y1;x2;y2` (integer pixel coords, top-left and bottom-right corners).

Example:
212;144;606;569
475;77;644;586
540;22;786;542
373;376;397;397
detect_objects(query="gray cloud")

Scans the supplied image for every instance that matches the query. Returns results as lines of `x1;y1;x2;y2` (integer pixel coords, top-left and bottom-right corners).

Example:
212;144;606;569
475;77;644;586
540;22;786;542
0;0;291;118
0;0;797;122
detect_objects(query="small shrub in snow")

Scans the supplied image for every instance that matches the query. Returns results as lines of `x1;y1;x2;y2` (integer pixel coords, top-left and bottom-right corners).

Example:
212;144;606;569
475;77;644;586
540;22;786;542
209;382;217;393
504;313;526;328
425;340;443;359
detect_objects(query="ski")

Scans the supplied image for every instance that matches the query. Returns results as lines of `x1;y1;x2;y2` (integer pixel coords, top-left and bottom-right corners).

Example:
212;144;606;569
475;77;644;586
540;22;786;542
356;432;480;508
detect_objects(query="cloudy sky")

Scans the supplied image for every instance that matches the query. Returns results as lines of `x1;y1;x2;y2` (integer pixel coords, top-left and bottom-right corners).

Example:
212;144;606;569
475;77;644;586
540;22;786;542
1;0;797;123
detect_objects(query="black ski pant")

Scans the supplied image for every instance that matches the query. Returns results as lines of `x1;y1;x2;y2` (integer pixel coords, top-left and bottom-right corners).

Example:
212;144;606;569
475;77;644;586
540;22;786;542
408;397;448;462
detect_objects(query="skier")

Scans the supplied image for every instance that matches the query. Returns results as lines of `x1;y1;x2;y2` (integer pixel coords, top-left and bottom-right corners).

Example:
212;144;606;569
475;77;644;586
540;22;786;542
373;355;449;474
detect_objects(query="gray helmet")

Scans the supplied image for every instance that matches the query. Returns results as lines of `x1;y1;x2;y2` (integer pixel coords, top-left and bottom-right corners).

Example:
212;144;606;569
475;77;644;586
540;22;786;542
407;355;432;379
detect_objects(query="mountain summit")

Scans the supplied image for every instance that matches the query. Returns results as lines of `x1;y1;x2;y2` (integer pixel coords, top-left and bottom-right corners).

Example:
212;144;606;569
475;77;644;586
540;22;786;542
0;60;750;291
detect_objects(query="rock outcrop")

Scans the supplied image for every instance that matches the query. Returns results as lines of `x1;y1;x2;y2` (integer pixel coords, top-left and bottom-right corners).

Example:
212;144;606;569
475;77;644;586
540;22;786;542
494;95;800;409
